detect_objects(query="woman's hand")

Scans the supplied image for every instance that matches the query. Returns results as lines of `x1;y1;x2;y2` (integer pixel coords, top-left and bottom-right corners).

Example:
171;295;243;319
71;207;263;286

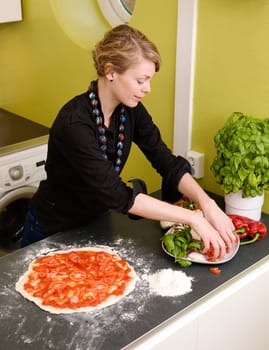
202;199;237;249
177;173;237;259
129;190;237;260
191;200;237;259
190;213;227;259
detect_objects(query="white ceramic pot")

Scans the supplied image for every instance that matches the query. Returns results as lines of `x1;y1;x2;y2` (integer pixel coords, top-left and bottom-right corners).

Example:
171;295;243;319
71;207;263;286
224;190;264;220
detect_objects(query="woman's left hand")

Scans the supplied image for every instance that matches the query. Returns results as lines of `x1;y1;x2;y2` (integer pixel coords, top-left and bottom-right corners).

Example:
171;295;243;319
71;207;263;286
202;199;237;252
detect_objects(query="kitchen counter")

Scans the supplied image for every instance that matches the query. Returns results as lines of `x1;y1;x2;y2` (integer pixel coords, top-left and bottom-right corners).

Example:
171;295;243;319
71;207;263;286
0;193;269;350
0;108;49;155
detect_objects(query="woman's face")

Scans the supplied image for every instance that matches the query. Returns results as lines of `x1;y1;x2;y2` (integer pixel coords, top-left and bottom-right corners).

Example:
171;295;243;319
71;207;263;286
110;57;156;108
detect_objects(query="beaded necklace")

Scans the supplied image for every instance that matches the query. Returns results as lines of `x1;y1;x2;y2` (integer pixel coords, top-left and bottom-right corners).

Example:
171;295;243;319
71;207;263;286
89;81;126;173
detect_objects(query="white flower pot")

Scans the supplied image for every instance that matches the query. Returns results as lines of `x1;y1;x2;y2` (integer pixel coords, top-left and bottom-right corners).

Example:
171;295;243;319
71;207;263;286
224;190;264;220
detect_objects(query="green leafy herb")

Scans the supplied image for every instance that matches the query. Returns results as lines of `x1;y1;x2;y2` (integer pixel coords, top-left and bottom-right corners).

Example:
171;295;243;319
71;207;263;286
161;226;203;267
210;112;269;197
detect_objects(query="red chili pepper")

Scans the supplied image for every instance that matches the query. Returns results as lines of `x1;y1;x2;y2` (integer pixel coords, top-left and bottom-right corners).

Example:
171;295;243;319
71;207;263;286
228;214;251;239
233;227;248;239
248;221;267;240
228;214;254;227
239;221;266;245
228;214;267;245
240;233;260;246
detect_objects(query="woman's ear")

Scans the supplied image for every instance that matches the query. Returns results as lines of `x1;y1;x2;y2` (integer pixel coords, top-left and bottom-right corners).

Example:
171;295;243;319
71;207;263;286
104;63;115;82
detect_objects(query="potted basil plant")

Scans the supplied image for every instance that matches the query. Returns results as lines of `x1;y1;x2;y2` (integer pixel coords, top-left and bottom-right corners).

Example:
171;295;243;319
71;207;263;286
210;112;269;220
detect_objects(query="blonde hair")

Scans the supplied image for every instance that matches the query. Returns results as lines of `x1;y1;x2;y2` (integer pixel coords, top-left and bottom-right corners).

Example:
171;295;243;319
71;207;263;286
92;25;161;77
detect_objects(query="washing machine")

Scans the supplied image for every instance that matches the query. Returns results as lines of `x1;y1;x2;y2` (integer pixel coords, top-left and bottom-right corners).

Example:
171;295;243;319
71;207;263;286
0;108;49;252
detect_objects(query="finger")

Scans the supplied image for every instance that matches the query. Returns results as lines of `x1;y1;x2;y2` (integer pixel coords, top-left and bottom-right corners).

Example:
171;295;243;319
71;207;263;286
203;240;220;259
222;231;237;252
222;234;233;252
218;241;227;259
212;237;226;260
201;239;210;255
214;245;221;259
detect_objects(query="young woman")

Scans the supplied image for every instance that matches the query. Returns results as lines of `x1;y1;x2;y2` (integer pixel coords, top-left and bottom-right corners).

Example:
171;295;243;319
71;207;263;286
21;25;236;259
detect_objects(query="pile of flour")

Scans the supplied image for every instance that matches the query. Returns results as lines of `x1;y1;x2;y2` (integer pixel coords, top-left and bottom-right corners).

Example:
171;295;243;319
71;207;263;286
144;268;193;297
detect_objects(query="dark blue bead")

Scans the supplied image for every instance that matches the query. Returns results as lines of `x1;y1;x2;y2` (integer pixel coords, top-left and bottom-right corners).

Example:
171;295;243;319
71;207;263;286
90;87;125;173
98;127;105;135
117;149;123;157
93;108;99;116
117;141;123;149
120;115;126;123
96;116;102;125
99;135;107;143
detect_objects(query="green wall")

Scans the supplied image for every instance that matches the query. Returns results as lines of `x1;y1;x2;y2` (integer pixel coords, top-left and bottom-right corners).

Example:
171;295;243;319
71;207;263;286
0;0;178;194
192;0;269;213
2;0;269;213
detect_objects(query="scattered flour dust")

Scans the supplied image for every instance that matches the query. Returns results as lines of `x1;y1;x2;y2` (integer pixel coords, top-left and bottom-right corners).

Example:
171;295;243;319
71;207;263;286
144;268;193;297
8;238;195;349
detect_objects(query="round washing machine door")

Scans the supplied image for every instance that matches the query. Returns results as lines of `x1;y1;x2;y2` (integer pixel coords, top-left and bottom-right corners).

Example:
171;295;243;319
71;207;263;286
0;186;37;251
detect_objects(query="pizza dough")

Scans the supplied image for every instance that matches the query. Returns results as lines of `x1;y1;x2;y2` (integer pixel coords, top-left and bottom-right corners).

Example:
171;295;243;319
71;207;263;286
15;247;137;314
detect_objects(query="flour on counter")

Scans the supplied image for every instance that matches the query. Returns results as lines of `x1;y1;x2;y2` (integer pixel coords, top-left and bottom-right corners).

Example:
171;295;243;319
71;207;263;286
144;268;193;297
1;237;154;350
5;236;195;349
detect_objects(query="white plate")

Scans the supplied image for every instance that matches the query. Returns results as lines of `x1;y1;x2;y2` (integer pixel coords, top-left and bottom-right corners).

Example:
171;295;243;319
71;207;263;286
161;226;240;265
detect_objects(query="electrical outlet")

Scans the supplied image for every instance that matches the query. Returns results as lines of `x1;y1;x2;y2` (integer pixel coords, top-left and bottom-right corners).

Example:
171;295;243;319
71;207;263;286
186;150;204;179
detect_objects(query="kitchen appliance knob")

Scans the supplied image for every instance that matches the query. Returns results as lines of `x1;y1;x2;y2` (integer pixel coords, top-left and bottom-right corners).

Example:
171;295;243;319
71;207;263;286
9;165;23;180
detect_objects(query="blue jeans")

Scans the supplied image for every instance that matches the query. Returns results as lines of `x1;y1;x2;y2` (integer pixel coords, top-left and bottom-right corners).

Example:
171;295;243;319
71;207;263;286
21;210;48;247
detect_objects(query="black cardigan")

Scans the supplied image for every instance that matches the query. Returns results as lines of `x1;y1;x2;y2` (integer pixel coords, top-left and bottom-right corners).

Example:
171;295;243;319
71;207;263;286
31;87;191;234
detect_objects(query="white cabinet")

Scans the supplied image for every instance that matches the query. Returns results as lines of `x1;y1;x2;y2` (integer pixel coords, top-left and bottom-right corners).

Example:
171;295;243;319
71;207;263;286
126;316;198;350
198;262;269;350
149;319;197;350
0;0;22;23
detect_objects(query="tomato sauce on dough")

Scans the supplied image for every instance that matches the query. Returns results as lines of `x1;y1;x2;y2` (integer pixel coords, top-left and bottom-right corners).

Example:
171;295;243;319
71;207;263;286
23;250;133;310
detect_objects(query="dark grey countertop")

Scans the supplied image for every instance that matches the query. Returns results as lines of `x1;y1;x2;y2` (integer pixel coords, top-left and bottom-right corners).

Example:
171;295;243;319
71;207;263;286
0;108;49;154
0;193;269;350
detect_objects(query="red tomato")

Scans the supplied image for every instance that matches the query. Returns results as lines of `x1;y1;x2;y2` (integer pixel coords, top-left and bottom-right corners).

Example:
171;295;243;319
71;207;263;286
49;281;66;291
23;249;133;310
43;256;60;267
33;265;48;272
95;252;112;264
209;267;221;275
68;252;82;264
94;282;109;292
69;270;87;282
103;276;117;285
